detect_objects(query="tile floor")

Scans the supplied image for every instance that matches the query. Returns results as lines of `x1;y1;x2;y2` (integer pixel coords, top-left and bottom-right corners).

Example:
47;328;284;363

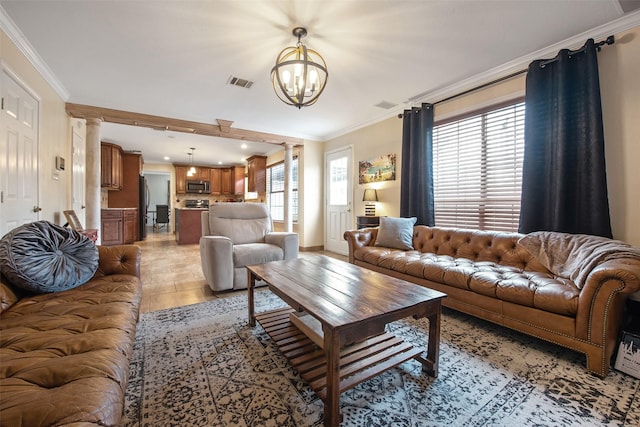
137;227;346;313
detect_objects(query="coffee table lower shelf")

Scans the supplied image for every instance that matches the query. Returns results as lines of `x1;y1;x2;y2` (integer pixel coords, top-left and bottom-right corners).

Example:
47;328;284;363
255;307;422;401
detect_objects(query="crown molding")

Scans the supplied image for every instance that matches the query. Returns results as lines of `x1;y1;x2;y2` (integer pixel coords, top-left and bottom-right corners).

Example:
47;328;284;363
322;9;640;141
0;5;69;101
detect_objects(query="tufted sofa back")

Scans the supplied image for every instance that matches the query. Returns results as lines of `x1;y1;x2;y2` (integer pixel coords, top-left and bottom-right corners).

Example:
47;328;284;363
412;226;551;273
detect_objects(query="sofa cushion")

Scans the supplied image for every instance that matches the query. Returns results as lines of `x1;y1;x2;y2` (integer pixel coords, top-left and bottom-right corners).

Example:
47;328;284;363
0;276;141;426
0;221;98;294
375;216;417;250
208;203;272;244
233;243;284;268
355;245;579;316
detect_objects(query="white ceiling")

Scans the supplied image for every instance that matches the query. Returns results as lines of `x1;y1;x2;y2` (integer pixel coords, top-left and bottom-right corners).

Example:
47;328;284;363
2;1;638;166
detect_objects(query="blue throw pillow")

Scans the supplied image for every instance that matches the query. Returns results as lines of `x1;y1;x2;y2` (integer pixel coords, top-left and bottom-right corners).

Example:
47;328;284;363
374;217;417;250
0;221;98;293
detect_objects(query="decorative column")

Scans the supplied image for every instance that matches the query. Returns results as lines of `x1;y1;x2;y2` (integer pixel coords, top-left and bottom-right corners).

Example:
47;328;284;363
283;143;294;232
85;118;102;244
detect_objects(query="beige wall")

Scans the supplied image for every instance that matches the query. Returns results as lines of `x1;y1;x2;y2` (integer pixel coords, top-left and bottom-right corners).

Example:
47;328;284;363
1;29;71;226
599;26;640;246
325;118;404;222
323;24;640;247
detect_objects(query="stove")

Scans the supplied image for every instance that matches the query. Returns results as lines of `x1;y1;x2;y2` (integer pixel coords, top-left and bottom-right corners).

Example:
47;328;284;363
185;199;210;208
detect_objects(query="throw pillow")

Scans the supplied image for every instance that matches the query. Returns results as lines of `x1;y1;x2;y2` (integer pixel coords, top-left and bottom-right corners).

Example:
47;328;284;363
374;216;417;250
0;220;99;293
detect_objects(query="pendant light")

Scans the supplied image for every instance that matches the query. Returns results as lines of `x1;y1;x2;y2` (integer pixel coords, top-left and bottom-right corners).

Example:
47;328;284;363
271;27;328;109
187;148;196;177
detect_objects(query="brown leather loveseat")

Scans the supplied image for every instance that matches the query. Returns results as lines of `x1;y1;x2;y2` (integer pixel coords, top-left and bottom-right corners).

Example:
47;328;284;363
0;245;142;426
344;225;640;377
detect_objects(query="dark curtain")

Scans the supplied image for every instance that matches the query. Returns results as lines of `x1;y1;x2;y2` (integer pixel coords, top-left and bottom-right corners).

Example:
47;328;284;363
400;103;434;226
519;39;612;237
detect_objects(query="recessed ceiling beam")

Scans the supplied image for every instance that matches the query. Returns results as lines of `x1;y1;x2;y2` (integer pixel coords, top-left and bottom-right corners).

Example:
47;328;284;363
65;103;303;146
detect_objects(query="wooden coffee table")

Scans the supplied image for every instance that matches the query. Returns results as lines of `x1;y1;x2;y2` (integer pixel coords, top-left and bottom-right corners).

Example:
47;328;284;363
247;256;446;427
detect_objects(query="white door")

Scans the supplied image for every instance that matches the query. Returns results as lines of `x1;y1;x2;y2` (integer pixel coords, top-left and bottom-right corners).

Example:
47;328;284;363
324;147;353;255
0;70;39;236
71;121;86;226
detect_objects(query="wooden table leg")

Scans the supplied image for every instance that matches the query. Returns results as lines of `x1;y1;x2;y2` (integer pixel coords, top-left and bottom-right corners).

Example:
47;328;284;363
323;326;341;427
248;270;256;327
422;303;441;377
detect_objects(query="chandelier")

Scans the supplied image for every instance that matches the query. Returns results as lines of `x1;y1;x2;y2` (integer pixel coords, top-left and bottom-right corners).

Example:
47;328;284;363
271;27;328;109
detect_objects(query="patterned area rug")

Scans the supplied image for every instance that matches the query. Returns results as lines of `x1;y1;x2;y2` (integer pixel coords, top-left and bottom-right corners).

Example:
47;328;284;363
123;290;640;426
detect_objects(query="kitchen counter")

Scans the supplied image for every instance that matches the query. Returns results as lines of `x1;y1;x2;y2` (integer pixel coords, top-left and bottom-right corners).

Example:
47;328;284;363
174;208;207;245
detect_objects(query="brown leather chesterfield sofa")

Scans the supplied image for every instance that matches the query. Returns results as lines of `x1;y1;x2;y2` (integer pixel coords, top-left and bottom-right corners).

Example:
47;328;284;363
344;225;640;377
0;245;142;426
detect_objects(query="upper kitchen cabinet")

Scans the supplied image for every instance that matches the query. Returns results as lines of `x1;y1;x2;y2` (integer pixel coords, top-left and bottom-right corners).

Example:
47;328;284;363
221;168;232;195
234;166;245;195
175;166;187;194
196;167;211;181
210;168;222;195
247;155;267;193
101;142;123;190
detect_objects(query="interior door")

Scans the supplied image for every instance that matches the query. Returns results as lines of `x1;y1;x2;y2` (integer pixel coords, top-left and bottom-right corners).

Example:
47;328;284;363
71;121;86;226
324;147;353;255
0;70;39;236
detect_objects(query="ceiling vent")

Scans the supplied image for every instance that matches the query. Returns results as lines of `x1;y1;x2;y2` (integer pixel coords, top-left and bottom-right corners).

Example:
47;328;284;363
227;76;254;89
375;100;397;110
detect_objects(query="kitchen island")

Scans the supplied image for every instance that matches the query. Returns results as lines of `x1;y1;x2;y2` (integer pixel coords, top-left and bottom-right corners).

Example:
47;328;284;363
174;208;208;245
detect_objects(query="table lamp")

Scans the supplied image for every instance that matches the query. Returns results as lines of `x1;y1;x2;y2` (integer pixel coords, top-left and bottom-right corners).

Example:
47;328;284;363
363;189;378;216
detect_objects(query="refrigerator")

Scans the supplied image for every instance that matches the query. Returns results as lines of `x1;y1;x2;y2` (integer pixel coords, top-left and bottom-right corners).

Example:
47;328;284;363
139;175;149;240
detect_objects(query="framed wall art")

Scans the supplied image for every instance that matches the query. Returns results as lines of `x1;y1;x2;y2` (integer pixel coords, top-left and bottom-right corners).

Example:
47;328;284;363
358;153;396;184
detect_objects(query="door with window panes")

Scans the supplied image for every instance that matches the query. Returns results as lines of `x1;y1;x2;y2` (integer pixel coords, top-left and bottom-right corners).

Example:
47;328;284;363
325;147;352;255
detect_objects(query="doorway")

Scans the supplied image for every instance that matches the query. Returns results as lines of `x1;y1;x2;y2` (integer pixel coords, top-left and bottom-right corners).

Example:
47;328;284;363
145;171;171;231
324;146;353;255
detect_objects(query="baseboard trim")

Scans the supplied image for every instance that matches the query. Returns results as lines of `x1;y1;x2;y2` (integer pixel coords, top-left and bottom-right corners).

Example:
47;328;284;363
300;245;324;252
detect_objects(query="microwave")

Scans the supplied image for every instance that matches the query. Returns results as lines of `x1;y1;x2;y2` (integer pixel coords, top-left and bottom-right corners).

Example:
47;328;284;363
186;180;210;194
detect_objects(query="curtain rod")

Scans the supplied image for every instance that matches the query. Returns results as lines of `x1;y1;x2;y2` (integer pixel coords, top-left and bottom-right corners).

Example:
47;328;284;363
398;35;615;118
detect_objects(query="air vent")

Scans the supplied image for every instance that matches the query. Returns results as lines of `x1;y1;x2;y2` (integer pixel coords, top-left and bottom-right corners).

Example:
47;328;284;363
227;76;254;89
375;100;398;110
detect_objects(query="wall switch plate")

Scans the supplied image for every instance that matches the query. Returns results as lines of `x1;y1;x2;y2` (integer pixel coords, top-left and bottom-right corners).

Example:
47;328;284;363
56;156;65;171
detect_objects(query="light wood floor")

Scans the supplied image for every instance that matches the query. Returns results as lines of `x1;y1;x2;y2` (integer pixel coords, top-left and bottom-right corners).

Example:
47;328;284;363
137;227;346;313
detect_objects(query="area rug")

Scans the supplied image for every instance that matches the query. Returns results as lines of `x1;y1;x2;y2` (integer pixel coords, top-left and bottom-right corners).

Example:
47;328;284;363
122;290;640;426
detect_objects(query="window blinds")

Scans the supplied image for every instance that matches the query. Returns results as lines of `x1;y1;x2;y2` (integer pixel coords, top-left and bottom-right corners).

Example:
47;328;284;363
433;102;525;232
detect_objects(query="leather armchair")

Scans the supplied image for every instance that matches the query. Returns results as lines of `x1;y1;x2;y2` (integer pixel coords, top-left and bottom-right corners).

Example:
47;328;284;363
200;203;299;291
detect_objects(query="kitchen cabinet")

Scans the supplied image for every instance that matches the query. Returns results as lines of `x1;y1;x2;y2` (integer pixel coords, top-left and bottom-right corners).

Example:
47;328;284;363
210;168;222;195
221;168;232;195
247;155;267;193
175;166;187;194
101;208;137;245
108;152;143;241
101;142;123;190
196;167;210;181
123;210;136;244
175;208;206;245
176;165;212;194
101;209;123;246
234;166;245;195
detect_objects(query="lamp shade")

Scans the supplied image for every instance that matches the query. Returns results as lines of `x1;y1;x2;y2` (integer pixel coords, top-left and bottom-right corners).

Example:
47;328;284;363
363;189;378;202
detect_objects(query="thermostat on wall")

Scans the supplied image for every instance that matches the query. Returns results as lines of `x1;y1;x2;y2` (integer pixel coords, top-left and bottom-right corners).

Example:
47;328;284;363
56;156;65;171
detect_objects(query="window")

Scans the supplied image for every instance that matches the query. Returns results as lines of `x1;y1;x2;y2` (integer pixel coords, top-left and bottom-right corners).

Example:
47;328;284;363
433;101;525;232
266;158;298;222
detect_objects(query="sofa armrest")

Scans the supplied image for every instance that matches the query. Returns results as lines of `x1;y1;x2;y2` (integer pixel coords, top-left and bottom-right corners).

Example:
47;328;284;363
200;235;234;291
266;232;299;260
576;259;640;344
95;245;141;278
343;228;378;263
